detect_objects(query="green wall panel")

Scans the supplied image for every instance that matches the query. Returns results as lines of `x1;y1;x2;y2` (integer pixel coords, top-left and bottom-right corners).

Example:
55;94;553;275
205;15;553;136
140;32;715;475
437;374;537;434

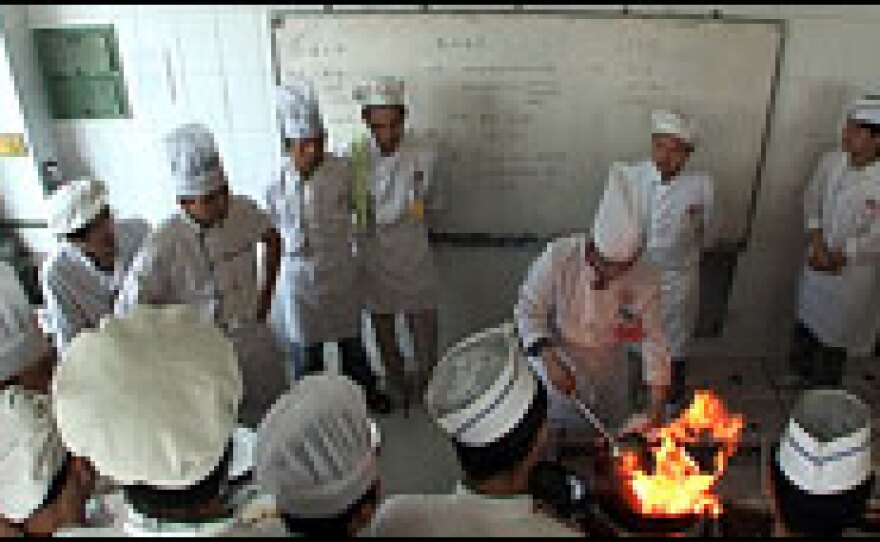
33;26;129;119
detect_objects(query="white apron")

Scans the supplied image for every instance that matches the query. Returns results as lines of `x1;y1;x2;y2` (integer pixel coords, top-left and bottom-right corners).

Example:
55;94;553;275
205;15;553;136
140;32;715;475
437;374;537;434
355;135;440;314
797;151;880;355
265;158;360;347
624;160;714;359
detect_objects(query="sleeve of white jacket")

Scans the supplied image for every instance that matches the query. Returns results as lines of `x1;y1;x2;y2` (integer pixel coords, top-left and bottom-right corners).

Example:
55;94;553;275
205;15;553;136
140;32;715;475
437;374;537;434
40;271;80;352
114;237;166;316
264;180;281;226
637;271;672;387
845;212;880;266
514;241;559;357
804;152;834;232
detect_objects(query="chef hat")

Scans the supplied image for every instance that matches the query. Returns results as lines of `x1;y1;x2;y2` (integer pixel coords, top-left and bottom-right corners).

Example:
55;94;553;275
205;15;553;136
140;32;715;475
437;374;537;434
0;387;66;522
163;123;226;197
353;76;405;108
255;373;380;519
776;389;872;496
845;95;880;127
426;322;538;447
592;165;643;264
52;304;242;490
651;109;697;147
276;80;324;141
0;263;46;383
47;177;109;237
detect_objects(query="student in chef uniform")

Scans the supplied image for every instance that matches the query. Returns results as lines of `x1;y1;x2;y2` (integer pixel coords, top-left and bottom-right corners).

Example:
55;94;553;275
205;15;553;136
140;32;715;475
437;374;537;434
0;262;55;395
41;177;150;353
616;110;715;410
768;389;874;537
514;171;672;447
367;323;580;537
115;123;288;428
350;76;443;408
792;96;880;387
266;81;391;414
255;373;384;537
52;305;288;537
0;386;97;537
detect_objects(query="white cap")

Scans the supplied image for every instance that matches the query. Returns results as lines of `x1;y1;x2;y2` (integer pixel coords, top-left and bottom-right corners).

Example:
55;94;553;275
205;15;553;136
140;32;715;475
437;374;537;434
0;263;46;383
353;76;405;107
0;387;66;522
777;389;872;496
277;80;324;141
845;95;880;127
592;165;643;263
651;109;697;147
163;123;226;197
426;322;538;446
53;304;243;489
47;177;109;237
255;374;380;519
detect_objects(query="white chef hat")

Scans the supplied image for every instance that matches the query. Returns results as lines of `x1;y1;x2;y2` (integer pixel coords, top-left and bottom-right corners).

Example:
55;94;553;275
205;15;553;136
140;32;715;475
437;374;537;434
47;177;109;237
845;95;880;127
651;109;697;147
776;389;872;496
0;263;46;383
0;387;66;523
255;373;380;519
426;322;538;447
592;165;643;264
163;123;226;197
353;76;406;107
276;80;324;141
52;304;243;489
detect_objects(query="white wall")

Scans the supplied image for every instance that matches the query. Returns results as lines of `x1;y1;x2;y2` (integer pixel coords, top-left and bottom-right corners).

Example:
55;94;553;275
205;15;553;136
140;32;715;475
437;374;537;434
16;4;880;356
0;4;53;252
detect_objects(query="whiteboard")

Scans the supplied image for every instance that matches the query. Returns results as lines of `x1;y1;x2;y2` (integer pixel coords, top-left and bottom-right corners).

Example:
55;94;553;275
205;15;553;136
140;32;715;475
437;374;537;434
271;12;781;241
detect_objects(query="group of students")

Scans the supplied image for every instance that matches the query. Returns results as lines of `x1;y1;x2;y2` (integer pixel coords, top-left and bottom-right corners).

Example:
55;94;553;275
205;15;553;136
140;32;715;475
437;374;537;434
0;287;873;536
0;72;877;535
37;76;451;424
515;94;880;447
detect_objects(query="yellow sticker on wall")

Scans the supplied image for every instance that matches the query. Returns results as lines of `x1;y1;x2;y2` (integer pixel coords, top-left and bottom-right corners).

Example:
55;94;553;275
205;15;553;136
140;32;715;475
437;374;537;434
0;134;27;156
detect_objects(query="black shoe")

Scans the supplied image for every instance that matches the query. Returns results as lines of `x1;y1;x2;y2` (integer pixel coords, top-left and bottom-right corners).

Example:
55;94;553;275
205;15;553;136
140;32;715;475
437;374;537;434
367;390;393;415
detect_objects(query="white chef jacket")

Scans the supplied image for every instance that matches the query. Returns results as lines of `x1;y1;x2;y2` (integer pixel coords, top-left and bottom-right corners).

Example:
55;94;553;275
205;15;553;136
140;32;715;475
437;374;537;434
797;150;880;355
353;133;443;314
115;195;289;427
621;160;715;359
366;482;580;537
265;157;360;346
514;235;671;431
41;218;150;353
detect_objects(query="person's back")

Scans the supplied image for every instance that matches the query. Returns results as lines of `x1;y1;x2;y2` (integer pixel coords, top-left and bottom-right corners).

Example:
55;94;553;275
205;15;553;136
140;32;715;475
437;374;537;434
369;488;579;537
368;324;582;537
51;305;285;538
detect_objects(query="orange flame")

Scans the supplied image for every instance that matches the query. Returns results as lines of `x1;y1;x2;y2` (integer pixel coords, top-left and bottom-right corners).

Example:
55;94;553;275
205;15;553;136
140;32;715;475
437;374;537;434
618;390;744;518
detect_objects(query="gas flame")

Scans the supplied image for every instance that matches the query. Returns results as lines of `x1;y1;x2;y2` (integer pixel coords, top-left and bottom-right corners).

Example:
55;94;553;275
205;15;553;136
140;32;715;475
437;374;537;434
618;390;744;518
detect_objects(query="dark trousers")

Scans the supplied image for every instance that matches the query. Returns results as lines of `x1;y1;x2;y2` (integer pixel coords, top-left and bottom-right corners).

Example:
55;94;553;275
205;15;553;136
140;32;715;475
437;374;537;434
790;321;846;387
294;336;380;395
